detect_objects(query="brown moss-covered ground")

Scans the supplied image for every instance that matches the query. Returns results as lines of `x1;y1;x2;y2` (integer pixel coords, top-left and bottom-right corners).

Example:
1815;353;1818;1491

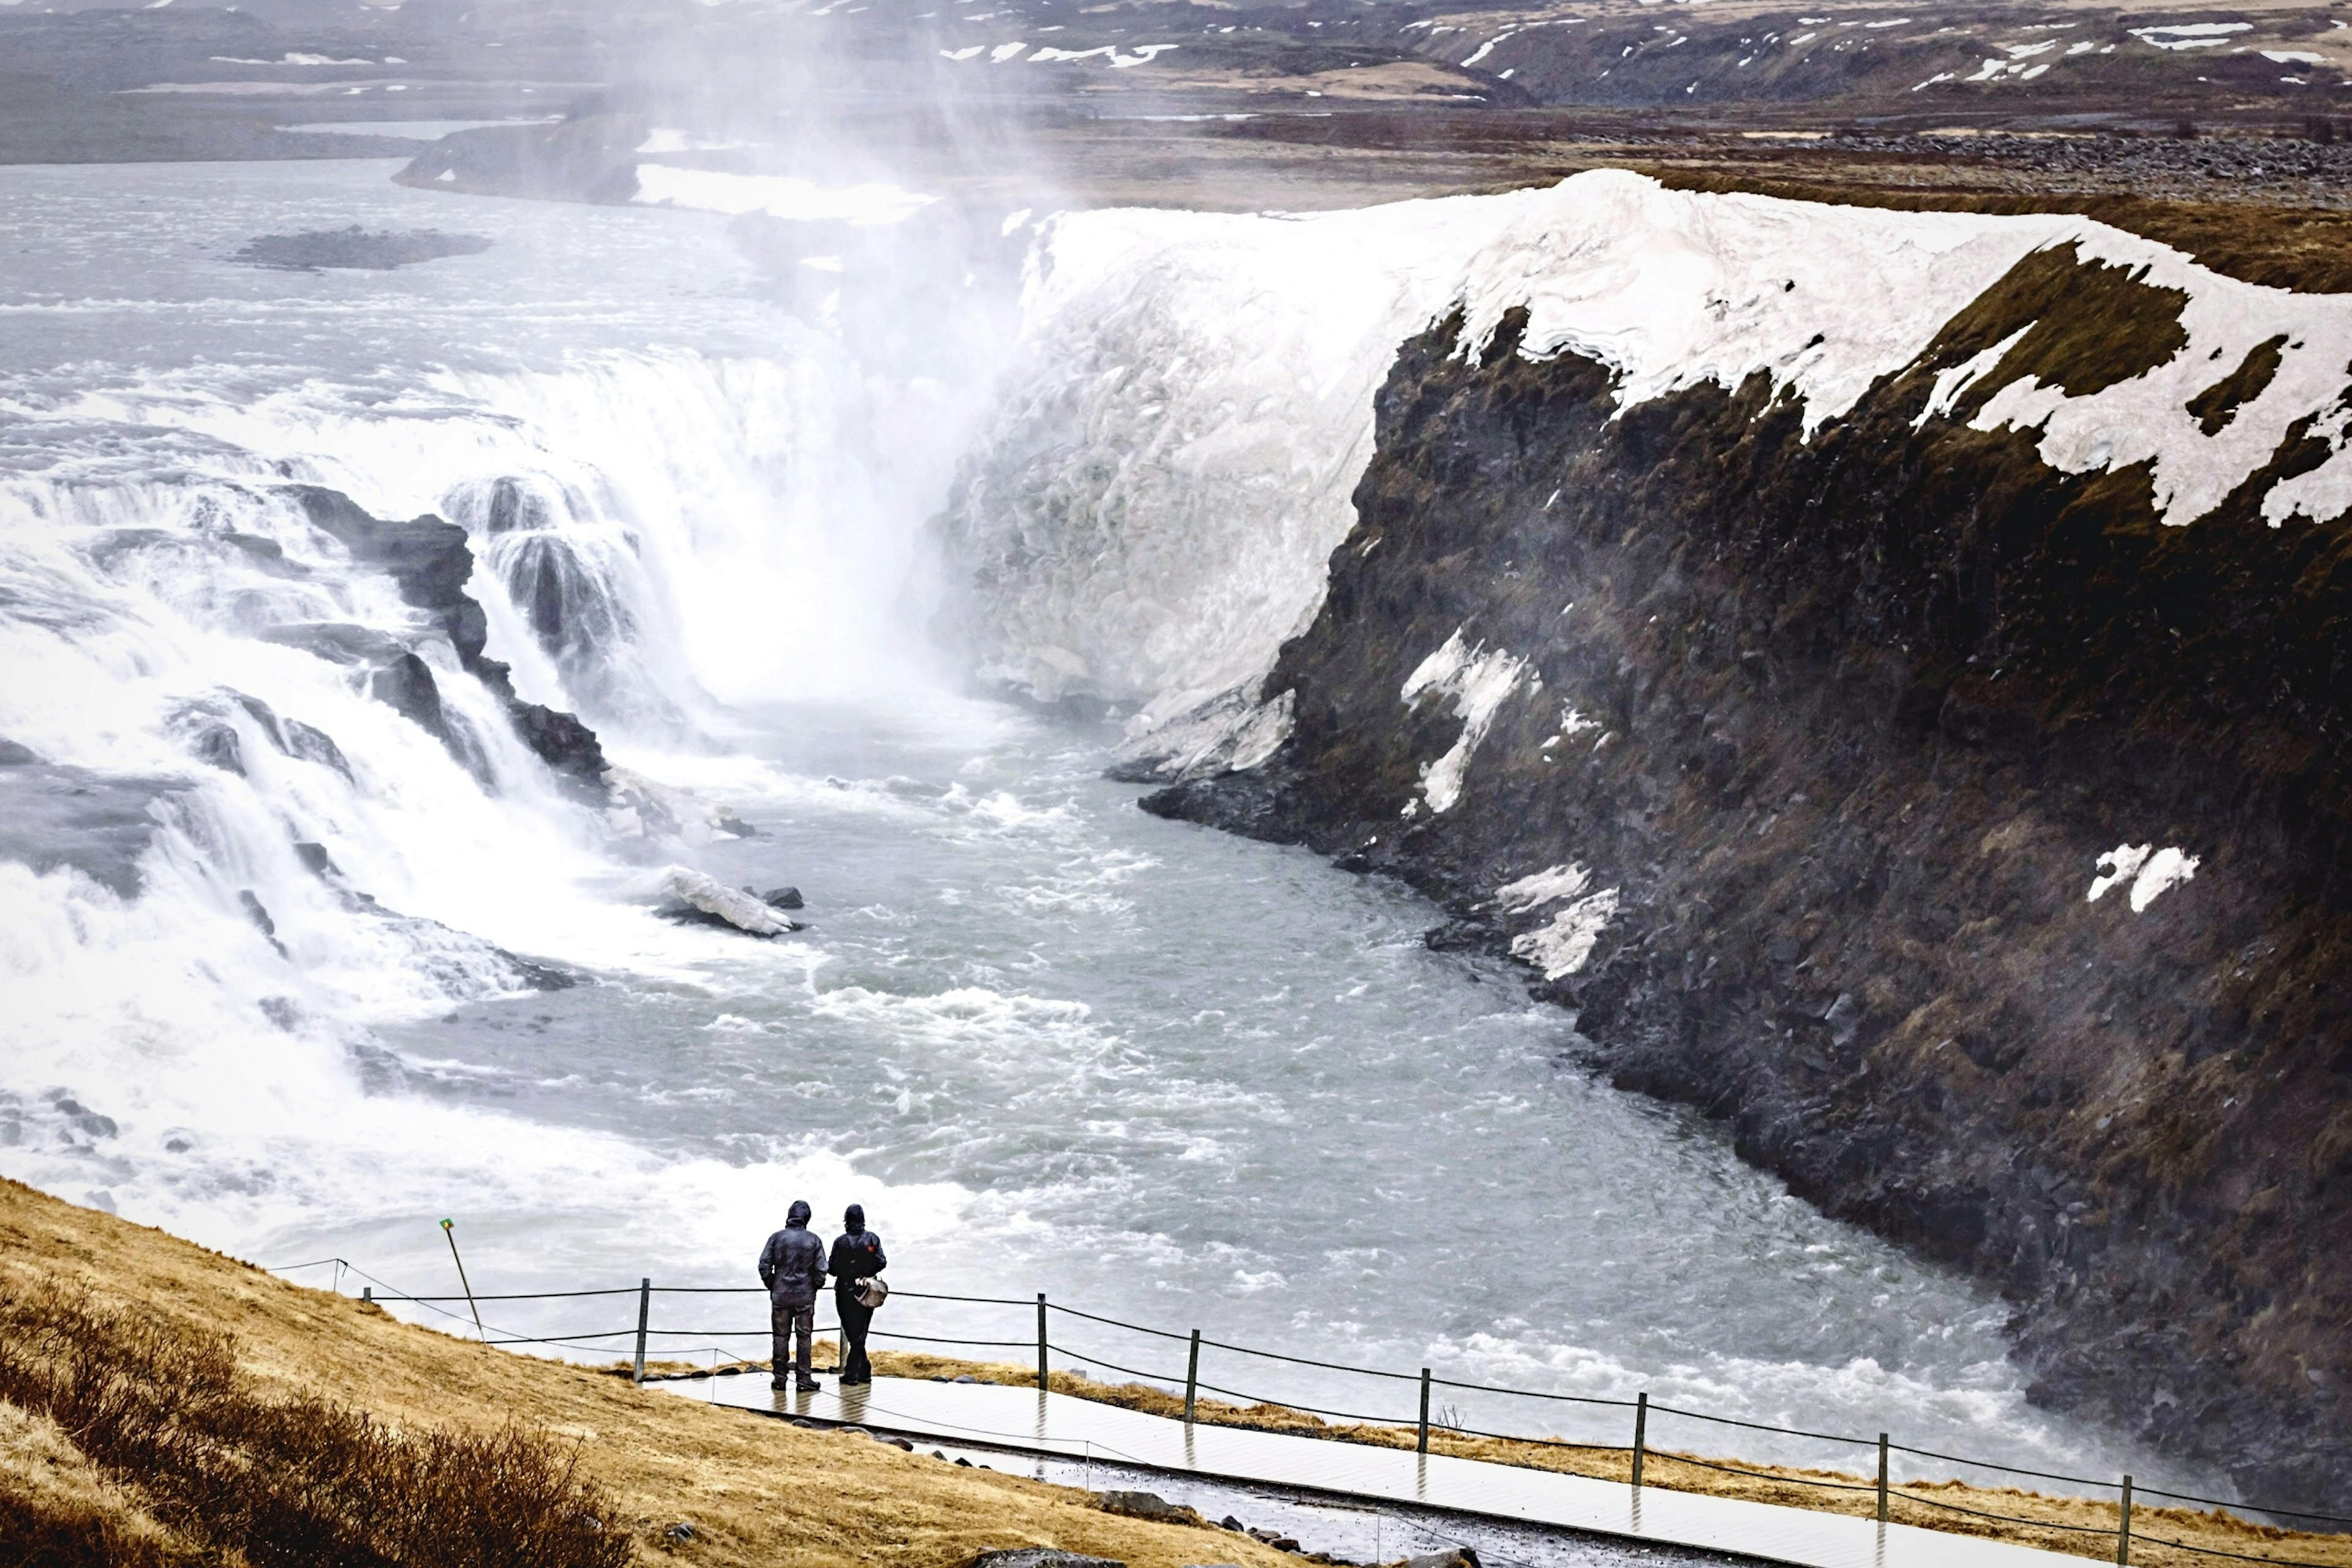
0;1179;1292;1568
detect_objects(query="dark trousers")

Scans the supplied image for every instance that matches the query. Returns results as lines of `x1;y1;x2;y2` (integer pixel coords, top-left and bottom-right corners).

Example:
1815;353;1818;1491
837;1291;874;1383
770;1300;814;1385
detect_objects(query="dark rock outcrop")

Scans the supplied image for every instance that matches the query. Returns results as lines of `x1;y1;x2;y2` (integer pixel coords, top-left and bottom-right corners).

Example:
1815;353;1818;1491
231;227;491;273
1143;262;2352;1509
0;753;175;899
393;115;645;205
288;486;608;803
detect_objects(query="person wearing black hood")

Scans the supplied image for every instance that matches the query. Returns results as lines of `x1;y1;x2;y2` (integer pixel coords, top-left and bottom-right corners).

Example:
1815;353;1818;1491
758;1199;827;1392
827;1203;886;1385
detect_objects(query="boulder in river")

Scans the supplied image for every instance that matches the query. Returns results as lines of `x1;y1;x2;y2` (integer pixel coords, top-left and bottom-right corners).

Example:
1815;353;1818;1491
624;865;797;938
1096;1490;1201;1526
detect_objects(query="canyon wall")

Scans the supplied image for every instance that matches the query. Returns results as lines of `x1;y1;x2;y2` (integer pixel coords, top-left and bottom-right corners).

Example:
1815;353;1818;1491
941;172;2352;1509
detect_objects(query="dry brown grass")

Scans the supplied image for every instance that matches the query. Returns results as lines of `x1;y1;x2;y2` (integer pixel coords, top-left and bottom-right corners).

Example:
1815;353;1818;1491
0;1179;1294;1568
824;1354;2352;1568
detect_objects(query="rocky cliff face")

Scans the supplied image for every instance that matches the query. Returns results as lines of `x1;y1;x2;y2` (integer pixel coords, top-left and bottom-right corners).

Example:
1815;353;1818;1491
1133;249;2352;1509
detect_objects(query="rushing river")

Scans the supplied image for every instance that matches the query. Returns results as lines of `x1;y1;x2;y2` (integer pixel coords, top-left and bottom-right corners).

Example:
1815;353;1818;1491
0;157;2205;1496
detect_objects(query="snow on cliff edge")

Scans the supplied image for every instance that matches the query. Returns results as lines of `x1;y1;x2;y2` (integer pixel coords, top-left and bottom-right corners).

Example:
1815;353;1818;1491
943;170;2352;762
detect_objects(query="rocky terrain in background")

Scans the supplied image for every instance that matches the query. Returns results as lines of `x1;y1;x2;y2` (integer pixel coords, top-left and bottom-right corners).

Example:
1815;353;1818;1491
1136;247;2352;1513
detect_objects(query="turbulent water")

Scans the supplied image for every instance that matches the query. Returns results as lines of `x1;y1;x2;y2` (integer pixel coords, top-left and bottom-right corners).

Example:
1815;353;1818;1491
0;159;2213;1495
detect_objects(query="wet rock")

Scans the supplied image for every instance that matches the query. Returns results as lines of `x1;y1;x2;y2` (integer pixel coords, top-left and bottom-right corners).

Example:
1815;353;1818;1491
498;951;584;992
629;866;799;938
287;486;609;801
369;652;467;758
1403;1552;1482;1568
236;890;276;940
760;886;804;910
232;227;492;272
283;720;352;782
395;115;646;205
189;723;244;775
0;760;175;897
1098;1491;1202;1526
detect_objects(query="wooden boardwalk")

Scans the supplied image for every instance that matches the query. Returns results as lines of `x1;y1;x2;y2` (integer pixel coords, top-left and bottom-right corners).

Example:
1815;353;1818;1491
672;1374;2078;1568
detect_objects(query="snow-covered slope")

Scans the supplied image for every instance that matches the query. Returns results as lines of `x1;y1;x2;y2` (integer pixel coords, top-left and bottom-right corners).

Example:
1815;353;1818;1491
942;170;2352;766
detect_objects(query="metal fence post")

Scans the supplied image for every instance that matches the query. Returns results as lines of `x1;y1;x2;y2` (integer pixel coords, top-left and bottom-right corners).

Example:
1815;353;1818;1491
361;1286;371;1305
1036;1294;1049;1391
632;1278;651;1385
2118;1476;2133;1566
1184;1329;1201;1424
1877;1433;1890;1523
439;1218;485;1343
1417;1368;1433;1455
1632;1392;1648;1491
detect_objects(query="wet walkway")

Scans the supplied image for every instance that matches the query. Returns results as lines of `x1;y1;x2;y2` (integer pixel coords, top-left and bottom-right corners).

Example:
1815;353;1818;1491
668;1375;2074;1568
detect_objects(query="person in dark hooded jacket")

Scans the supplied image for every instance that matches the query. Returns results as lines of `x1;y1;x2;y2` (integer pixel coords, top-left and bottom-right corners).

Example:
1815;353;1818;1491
826;1203;886;1385
758;1199;827;1391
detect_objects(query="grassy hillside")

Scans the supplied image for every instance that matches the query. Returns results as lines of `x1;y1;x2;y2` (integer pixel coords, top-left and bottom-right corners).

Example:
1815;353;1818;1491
0;1178;1291;1568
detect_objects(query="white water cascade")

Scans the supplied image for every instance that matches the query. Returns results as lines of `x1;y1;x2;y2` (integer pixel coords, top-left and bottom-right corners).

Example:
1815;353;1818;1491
0;158;2230;1493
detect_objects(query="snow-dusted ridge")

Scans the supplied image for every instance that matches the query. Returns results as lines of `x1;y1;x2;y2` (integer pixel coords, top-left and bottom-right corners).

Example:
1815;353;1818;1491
947;170;2352;764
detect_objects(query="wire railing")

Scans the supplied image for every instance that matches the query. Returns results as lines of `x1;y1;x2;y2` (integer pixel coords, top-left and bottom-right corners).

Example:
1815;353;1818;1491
267;1257;2352;1566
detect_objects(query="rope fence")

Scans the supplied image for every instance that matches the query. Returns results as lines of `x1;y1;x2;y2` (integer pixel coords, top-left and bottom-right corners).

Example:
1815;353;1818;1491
270;1256;2351;1564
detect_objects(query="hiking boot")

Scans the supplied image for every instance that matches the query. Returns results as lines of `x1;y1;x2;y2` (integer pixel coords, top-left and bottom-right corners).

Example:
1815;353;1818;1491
796;1379;823;1392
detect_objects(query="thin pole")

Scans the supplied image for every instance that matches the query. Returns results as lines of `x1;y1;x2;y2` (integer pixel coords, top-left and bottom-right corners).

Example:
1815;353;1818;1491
439;1218;485;1342
361;1286;372;1304
1877;1433;1890;1523
1632;1392;1648;1490
1417;1367;1432;1456
2118;1476;2134;1566
1184;1329;1201;1424
1036;1294;1049;1391
632;1277;651;1385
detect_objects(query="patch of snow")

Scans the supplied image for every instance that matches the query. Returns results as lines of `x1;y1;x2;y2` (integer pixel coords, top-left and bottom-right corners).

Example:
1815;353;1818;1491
1401;628;1529;813
2088;844;2200;911
1969;230;2352;526
2130;23;2248;50
1510;888;1622;978
991;42;1028;62
2087;843;2150;902
1916;323;2032;427
1120;687;1295;778
2262;50;2324;64
632;166;935;225
620;866;793;936
1497;862;1593;911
